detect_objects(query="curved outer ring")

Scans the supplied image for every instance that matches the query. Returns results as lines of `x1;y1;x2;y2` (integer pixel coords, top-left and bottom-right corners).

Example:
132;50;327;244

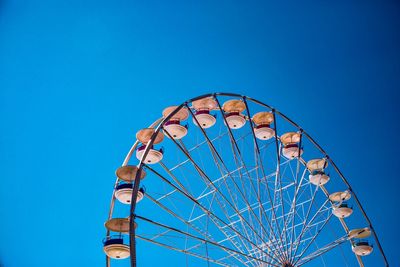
106;92;389;267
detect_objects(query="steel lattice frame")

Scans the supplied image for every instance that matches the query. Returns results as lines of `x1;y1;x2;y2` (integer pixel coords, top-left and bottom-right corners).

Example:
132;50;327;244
104;93;389;267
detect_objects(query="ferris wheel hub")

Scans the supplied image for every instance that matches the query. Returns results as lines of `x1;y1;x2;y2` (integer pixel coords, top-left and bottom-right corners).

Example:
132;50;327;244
282;262;295;267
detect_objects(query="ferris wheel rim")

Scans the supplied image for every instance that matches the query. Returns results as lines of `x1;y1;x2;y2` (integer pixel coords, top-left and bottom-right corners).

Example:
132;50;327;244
106;92;388;267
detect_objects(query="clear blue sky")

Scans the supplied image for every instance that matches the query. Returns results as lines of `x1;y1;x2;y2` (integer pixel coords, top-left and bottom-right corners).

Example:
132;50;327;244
0;0;399;266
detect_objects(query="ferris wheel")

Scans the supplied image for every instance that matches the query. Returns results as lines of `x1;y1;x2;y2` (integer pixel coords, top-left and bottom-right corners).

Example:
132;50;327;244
103;93;389;267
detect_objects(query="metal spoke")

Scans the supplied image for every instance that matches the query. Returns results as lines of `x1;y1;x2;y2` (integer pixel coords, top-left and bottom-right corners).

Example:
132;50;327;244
136;235;232;267
144;164;281;264
136;215;282;267
164;112;285;262
214;97;288;261
296;233;349;266
270;109;291;261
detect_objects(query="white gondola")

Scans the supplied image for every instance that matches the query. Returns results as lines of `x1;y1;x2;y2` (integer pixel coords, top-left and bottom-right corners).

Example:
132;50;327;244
280;132;303;159
225;112;246;129
332;202;353;218
136;145;163;164
103;219;137;259
193;110;216;128
252;112;275;140
329;191;351;202
163;121;188;139
352;241;373;256
162;106;189;139
103;238;130;259
282;144;303;159
222;99;247;129
192;97;217;128
136;128;164;164
254;125;275;140
309;170;330;186
115;184;145;204
306;158;329;186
